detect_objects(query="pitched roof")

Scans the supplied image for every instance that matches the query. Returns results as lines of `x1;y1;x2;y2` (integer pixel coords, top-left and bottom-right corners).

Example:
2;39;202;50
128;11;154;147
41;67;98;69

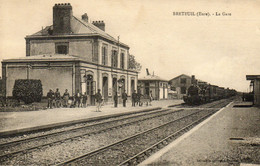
138;75;168;82
27;16;128;48
169;74;191;82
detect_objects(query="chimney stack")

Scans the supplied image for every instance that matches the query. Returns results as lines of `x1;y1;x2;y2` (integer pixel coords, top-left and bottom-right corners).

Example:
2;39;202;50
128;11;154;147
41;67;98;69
191;75;197;85
82;13;88;22
146;68;150;76
92;21;105;31
53;3;72;35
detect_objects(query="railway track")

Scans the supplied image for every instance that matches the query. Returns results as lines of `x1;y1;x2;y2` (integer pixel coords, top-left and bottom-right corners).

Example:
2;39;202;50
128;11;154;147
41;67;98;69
169;98;231;108
56;108;219;166
1;100;231;165
0;108;188;161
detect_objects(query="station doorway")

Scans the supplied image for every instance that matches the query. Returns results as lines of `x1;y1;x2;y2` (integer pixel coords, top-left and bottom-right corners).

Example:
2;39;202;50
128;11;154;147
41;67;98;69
145;82;150;96
112;77;117;97
86;74;95;105
131;79;135;93
102;76;108;102
121;78;125;93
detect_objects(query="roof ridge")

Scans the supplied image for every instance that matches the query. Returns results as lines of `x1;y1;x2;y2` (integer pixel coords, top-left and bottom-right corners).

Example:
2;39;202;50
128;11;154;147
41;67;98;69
72;16;98;33
169;74;191;81
73;16;116;40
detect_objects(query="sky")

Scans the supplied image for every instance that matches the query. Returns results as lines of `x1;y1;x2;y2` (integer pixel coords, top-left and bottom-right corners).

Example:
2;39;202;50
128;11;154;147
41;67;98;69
0;0;260;92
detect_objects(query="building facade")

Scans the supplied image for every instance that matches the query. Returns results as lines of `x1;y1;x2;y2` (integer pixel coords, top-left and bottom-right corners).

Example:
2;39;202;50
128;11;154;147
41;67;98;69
1;3;138;105
168;74;192;99
138;71;168;100
246;75;260;106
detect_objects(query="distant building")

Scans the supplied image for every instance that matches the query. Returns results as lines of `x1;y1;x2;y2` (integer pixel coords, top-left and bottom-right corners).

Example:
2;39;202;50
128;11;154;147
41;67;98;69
1;3;138;105
168;74;193;99
138;69;168;100
246;75;260;106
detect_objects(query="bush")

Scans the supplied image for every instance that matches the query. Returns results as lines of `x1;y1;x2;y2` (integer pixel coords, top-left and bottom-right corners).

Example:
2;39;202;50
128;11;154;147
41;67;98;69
12;79;43;104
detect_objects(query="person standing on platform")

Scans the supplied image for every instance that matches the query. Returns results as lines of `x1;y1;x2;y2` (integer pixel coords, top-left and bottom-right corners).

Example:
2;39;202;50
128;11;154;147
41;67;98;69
74;90;81;107
122;90;128;107
136;90;142;106
47;89;54;109
63;89;70;107
55;88;62;108
82;92;88;108
132;90;137;107
114;92;118;107
149;90;153;106
95;89;102;112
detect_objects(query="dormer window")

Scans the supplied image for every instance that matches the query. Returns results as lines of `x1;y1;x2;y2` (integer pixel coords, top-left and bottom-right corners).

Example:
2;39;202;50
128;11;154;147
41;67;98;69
55;42;69;54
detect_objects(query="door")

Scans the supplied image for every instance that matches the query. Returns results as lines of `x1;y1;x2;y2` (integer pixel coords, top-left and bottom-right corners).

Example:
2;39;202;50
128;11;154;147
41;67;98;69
103;77;108;102
163;83;165;99
145;82;150;97
86;74;95;105
112;77;117;97
131;79;135;94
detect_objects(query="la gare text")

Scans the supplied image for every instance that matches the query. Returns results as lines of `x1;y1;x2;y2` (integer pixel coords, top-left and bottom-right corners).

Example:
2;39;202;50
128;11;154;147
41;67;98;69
173;12;232;17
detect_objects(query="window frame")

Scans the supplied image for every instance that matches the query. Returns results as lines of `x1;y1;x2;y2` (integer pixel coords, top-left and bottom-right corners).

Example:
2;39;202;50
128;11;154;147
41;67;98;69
102;45;108;65
120;52;125;69
180;78;187;84
111;49;118;68
55;42;69;54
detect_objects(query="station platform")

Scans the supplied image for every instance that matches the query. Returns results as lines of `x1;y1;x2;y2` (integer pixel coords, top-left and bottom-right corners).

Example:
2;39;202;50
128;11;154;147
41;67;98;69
0;99;183;136
140;101;260;166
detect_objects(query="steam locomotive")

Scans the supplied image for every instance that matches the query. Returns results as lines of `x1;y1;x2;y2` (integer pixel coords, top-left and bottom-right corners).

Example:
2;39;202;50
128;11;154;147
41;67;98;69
183;82;236;105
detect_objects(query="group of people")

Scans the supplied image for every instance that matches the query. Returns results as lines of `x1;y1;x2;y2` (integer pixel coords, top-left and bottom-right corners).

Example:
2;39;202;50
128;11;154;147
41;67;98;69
113;90;128;107
46;88;154;111
131;90;153;107
47;89;88;109
113;90;153;108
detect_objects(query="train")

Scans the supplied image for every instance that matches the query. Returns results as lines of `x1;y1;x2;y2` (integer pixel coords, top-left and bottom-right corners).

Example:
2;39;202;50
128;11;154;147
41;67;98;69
183;82;237;105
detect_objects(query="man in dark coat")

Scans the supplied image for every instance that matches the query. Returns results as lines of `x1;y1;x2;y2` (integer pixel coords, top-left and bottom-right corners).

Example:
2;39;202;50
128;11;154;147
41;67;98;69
132;90;137;107
122;90;128;107
136;90;142;106
95;89;102;112
74;90;81;107
55;88;62;108
114;92;118;107
47;89;54;109
82;92;88;108
63;89;70;107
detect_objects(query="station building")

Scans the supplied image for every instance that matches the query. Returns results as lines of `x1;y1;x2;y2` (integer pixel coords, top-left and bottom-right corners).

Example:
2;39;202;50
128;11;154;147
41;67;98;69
1;3;138;105
138;70;168;100
246;75;260;106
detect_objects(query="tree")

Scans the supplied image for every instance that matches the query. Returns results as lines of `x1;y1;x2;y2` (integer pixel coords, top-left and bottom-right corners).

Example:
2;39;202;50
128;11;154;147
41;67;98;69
128;54;142;71
13;79;43;104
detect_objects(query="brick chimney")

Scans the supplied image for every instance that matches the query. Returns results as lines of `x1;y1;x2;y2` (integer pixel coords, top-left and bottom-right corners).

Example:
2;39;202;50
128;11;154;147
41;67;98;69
82;13;88;22
92;21;105;31
191;75;197;85
53;3;72;35
146;68;150;76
